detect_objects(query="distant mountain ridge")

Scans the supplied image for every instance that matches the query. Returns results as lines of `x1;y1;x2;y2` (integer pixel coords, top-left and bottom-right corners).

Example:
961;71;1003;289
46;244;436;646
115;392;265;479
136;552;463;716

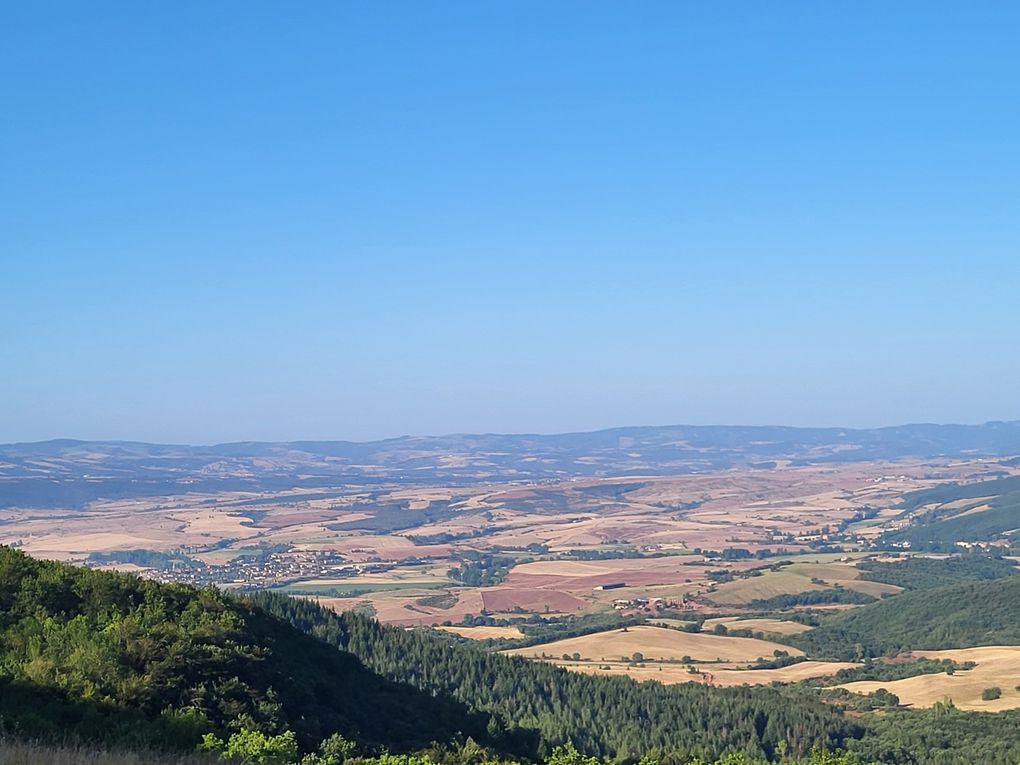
2;421;1019;509
7;419;1020;456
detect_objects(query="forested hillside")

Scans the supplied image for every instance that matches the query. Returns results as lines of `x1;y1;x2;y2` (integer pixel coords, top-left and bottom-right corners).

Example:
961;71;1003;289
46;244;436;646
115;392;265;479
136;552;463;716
6;548;1020;764
882;476;1020;551
856;555;1017;590
845;707;1020;765
899;476;1020;509
0;548;861;761
0;547;496;754
254;592;1020;765
793;576;1020;660
252;592;855;761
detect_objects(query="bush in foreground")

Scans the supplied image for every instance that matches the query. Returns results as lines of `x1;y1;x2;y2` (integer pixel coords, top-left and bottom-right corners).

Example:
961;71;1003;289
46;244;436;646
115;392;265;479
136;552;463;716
0;740;880;765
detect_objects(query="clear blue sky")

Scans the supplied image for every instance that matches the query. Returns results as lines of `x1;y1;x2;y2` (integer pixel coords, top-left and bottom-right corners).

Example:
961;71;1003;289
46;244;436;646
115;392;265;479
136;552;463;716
3;2;1019;443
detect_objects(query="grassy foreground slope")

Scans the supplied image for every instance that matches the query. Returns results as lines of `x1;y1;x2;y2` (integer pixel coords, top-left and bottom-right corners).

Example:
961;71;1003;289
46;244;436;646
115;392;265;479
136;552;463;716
0;740;210;765
794;576;1020;660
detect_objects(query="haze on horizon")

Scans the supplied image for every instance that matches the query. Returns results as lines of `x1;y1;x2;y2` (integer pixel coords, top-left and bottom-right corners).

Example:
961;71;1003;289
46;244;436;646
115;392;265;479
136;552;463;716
3;3;1019;444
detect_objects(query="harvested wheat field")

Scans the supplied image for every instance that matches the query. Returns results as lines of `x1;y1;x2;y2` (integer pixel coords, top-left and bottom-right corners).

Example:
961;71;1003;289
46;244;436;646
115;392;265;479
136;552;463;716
706;569;824;605
438;625;525;640
706;561;902;606
700;617;812;636
503;625;803;663
840;647;1020;712
565;659;856;686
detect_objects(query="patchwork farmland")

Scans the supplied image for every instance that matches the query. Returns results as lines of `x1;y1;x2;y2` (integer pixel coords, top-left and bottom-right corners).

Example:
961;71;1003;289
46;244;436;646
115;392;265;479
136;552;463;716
4;433;1020;707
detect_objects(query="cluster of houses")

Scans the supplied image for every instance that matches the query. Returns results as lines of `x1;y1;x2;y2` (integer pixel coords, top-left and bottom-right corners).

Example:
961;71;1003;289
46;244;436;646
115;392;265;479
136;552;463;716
135;549;370;590
592;582;696;612
610;595;695;612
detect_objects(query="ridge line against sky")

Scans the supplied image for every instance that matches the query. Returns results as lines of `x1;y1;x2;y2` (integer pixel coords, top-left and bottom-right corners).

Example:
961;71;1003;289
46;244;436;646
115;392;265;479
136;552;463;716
3;418;1020;451
3;2;1019;443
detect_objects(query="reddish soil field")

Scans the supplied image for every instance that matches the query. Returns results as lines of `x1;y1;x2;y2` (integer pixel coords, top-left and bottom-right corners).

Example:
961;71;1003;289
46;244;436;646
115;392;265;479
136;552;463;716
481;587;588;613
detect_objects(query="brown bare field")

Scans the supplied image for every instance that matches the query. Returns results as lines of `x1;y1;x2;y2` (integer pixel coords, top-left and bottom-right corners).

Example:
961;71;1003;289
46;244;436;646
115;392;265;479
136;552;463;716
841;647;1020;711
503;625;803;663
503;555;716;606
317;587;488;626
296;562;454;589
481;587;589;614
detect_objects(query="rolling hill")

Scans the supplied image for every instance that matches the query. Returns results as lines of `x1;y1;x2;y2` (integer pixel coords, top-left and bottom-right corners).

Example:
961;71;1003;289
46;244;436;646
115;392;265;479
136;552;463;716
5;548;1020;763
793;576;1020;660
3;420;1020;508
0;547;496;754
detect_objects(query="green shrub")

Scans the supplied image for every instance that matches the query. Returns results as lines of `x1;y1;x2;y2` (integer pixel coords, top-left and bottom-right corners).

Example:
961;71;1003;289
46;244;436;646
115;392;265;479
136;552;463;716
201;729;299;764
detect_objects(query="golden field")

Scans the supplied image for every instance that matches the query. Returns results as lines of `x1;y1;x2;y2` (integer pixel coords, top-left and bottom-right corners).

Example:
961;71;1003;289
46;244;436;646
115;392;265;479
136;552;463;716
564;659;858;687
706;560;902;606
840;647;1020;711
503;625;803;663
438;625;525;639
699;617;812;635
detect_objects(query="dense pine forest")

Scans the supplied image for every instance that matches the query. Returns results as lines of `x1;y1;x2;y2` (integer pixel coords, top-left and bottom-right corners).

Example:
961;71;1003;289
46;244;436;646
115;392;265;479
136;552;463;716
251;592;855;761
792;576;1020;659
254;591;1020;765
4;547;1020;764
855;555;1017;591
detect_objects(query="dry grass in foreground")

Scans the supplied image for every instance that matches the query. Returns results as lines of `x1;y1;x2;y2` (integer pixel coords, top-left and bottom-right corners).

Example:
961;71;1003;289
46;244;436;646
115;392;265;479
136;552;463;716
0;740;211;765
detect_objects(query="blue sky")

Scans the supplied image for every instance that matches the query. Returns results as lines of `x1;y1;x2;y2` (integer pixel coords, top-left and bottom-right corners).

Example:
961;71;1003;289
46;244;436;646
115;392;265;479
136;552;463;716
2;2;1019;443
